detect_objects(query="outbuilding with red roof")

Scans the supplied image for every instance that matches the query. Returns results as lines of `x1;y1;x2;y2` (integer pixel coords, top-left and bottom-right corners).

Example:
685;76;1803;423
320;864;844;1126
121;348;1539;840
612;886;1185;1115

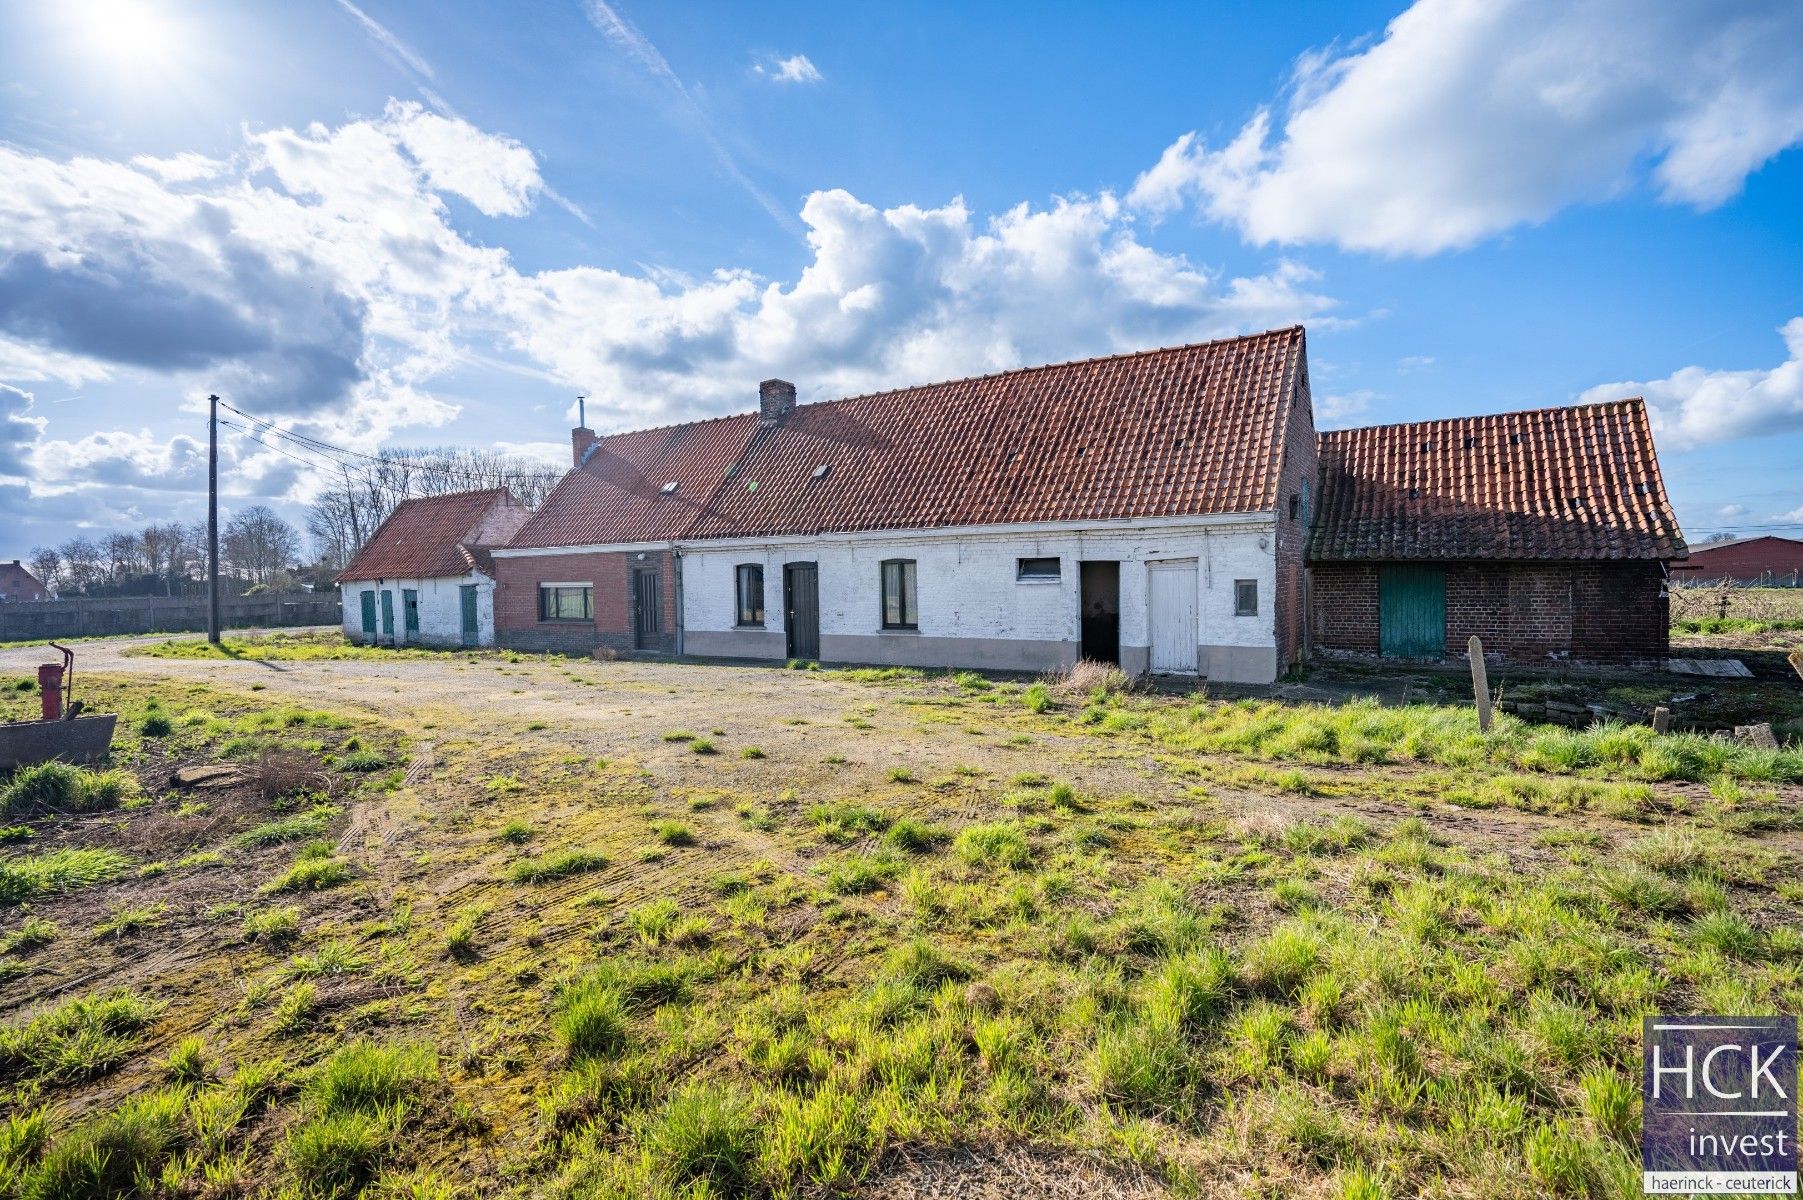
336;488;531;648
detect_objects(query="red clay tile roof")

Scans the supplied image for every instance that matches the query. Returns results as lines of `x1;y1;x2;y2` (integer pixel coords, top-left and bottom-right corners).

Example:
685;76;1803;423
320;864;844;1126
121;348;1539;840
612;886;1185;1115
1311;398;1686;562
508;327;1307;548
337;488;522;582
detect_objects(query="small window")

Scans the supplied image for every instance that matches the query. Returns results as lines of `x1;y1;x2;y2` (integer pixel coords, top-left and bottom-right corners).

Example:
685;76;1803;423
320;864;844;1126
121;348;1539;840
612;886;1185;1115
1288;493;1301;520
538;584;593;622
1016;557;1060;582
880;559;918;629
1234;579;1258;617
735;564;764;626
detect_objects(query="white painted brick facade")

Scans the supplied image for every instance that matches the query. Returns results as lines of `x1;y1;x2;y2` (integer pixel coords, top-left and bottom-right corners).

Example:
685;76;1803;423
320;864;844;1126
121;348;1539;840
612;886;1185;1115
340;572;496;648
678;515;1279;680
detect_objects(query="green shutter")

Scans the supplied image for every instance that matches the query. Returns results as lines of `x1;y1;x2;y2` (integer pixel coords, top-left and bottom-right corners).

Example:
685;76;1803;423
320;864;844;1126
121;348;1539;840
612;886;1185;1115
1379;566;1446;659
359;590;377;635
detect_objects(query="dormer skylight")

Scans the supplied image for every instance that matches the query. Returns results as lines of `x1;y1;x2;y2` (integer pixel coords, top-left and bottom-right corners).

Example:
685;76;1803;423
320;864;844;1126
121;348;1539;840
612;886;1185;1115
661;481;678;494
812;463;830;480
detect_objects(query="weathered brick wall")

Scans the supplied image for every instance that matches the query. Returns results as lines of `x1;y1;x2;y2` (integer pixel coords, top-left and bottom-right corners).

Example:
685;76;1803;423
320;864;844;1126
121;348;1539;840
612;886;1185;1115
492;549;677;655
1311;560;1669;664
1272;368;1318;673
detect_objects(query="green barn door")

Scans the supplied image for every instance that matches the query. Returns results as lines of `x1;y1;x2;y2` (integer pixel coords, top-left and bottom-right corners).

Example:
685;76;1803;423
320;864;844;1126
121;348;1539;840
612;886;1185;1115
379;591;395;644
1379;566;1446;659
359;590;377;640
459;585;479;647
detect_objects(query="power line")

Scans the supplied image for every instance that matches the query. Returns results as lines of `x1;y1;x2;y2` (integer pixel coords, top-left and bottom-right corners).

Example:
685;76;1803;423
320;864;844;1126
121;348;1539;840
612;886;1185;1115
220;401;561;491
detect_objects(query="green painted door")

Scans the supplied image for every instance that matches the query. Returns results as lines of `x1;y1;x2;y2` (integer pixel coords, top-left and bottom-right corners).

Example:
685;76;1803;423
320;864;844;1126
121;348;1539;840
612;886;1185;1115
459;585;478;647
402;588;420;639
1379;566;1446;659
379;590;395;643
359;590;377;638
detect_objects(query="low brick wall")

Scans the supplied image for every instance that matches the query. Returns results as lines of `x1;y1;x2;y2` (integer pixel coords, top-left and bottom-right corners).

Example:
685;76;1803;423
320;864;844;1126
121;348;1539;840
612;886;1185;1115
0;592;341;641
493;549;678;656
1311;560;1669;665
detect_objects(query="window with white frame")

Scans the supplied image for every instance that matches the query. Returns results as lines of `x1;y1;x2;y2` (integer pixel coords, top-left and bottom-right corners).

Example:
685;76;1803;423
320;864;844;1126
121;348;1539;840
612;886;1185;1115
1016;556;1061;582
538;583;593;621
1234;579;1258;617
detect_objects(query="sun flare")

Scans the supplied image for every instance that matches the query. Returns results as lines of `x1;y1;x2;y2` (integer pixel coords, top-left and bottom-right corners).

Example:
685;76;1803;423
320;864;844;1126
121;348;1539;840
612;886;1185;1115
62;0;183;76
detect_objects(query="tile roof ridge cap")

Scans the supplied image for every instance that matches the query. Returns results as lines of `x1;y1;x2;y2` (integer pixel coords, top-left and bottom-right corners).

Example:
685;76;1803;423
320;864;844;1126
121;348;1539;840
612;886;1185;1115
390;486;511;508
1322;396;1650;439
591;328;1309;447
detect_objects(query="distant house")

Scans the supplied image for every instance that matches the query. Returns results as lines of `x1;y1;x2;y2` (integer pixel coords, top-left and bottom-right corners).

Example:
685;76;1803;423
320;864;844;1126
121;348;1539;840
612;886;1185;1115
0;561;48;603
1670;535;1803;587
336;489;531;648
1310;399;1687;665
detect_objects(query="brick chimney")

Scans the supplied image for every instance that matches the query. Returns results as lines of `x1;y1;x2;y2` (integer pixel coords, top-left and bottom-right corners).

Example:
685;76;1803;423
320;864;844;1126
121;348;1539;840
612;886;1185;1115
571;425;597;466
759;379;796;427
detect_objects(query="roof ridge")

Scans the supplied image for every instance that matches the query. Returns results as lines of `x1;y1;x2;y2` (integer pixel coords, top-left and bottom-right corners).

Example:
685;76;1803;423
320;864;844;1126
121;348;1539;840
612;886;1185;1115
584;326;1305;448
388;486;512;508
1321;396;1647;440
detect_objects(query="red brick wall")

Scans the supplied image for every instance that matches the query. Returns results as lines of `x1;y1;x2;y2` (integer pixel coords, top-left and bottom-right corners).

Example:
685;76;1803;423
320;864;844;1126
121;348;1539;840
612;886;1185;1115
1272;368;1318;673
493;549;677;655
1669;537;1803;585
1311;560;1669;664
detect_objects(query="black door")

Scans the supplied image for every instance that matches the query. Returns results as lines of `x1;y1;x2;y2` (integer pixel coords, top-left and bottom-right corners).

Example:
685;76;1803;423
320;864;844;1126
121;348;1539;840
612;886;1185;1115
784;562;819;661
632;569;661;651
1079;561;1120;664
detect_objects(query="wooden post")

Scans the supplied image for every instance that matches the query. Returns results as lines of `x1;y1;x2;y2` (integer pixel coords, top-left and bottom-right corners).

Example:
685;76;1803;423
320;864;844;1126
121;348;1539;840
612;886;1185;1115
1652;706;1671;735
1468;635;1493;733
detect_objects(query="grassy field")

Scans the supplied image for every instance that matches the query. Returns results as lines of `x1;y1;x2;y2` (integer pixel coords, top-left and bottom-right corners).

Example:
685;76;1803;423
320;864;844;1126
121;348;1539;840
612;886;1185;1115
0;655;1799;1199
1671;586;1803;641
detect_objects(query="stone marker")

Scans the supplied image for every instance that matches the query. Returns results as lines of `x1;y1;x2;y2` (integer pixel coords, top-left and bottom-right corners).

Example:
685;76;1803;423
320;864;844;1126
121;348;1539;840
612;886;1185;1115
1733;723;1780;750
1468;636;1492;734
1652;706;1671;735
170;763;246;789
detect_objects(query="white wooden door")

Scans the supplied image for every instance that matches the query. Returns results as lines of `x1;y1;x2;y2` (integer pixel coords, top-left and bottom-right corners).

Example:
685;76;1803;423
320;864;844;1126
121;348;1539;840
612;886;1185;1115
1148;559;1199;675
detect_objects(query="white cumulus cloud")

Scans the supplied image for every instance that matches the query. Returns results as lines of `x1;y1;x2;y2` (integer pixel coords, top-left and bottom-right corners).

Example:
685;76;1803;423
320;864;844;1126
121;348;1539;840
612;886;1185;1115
1578;318;1803;450
756;54;822;85
1129;0;1803;255
481;189;1336;427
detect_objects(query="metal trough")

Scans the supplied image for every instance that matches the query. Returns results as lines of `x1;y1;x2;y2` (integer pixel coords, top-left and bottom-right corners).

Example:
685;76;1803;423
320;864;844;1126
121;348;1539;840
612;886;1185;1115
0;714;118;772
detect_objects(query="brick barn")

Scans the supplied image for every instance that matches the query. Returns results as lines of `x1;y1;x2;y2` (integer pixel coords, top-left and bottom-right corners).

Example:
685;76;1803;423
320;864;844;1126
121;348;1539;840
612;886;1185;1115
1669;536;1803;587
1309;398;1687;666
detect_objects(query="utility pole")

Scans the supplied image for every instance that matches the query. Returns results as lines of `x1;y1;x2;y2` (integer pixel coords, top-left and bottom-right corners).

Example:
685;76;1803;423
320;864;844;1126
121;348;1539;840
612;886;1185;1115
207;394;221;645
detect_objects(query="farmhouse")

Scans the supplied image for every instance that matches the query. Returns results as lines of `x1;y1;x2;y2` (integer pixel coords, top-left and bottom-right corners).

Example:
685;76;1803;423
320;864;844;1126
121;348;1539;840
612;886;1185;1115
487;329;1686;681
1670;535;1803;587
1310;399;1687;665
0;560;49;603
337;488;531;647
493;327;1318;682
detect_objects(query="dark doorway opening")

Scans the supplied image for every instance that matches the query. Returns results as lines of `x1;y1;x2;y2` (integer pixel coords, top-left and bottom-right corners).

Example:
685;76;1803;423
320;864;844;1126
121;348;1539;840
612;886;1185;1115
784;562;819;660
631;568;661;651
1079;561;1120;664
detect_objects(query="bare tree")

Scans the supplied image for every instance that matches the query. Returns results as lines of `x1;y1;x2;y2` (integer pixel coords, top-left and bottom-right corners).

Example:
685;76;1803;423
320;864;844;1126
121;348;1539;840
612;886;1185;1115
223;506;302;585
305;447;560;568
102;532;145;582
27;547;60;595
58;536;103;594
138;523;187;593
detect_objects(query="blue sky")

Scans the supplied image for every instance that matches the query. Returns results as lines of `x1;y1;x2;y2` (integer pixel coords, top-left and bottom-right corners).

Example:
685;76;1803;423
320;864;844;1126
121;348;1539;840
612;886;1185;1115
0;0;1798;552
